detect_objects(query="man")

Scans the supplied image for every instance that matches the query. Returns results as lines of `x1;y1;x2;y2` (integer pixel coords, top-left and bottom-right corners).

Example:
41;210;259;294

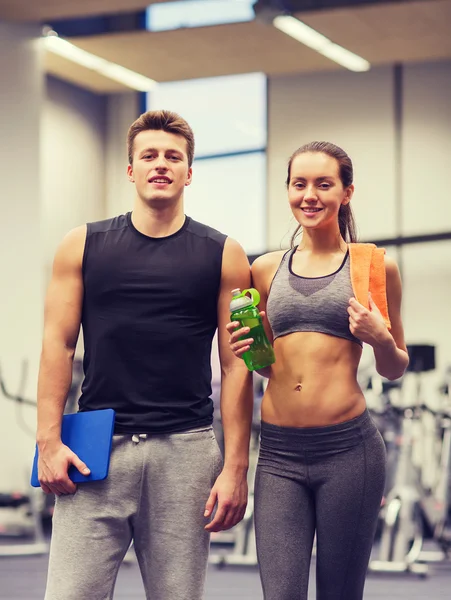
37;110;253;600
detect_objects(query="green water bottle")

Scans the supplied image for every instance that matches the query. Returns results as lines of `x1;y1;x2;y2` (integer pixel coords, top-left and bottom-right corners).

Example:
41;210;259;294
230;288;275;372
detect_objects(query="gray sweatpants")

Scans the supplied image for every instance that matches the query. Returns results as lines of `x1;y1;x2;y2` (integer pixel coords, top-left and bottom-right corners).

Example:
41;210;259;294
45;426;223;600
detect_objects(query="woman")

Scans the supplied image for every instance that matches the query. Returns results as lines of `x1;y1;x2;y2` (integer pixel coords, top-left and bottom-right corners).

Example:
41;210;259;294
227;141;409;600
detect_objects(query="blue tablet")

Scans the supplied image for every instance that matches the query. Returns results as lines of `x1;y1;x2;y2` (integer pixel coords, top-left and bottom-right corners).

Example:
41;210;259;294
30;409;115;487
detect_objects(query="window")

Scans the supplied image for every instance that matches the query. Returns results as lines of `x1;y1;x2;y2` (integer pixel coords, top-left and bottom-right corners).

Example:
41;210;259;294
147;73;266;157
146;0;257;32
186;152;266;255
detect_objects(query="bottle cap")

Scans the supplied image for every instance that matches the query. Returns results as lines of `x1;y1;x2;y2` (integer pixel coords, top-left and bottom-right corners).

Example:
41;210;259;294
229;288;260;312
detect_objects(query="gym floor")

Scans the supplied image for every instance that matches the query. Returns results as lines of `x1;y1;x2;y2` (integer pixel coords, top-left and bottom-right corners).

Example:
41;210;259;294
0;550;450;599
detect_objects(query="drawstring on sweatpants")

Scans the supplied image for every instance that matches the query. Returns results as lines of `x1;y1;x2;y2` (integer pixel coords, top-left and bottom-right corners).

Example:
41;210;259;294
132;434;148;443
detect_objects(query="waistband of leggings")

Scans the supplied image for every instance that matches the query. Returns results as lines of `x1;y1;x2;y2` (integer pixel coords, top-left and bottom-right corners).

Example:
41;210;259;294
260;409;375;444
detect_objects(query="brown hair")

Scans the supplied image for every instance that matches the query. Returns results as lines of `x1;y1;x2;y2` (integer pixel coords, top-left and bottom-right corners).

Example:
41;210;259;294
287;141;358;246
127;110;195;167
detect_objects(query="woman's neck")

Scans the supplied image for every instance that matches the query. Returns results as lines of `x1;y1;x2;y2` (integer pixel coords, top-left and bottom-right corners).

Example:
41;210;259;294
297;227;347;255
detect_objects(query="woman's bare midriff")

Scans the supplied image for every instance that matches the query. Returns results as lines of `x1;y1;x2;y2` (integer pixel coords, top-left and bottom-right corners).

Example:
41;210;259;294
262;331;366;427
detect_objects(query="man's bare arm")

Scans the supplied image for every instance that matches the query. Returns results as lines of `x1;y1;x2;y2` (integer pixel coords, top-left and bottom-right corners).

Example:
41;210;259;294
205;237;253;532
218;238;254;474
37;225;90;495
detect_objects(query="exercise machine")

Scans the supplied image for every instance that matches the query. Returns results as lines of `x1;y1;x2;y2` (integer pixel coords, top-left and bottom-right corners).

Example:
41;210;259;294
0;364;48;556
370;344;439;576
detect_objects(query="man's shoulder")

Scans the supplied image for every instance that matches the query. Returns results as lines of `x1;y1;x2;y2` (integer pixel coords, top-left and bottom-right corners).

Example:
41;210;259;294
185;216;227;246
87;213;129;235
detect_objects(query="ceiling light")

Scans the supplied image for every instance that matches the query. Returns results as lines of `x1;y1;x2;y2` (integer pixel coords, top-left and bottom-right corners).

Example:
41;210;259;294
43;31;158;92
273;15;370;73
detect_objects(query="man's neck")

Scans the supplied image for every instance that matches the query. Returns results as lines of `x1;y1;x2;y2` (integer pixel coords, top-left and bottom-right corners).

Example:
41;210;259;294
131;199;185;238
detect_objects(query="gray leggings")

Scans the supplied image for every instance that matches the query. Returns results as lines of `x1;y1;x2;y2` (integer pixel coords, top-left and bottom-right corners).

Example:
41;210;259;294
45;426;223;600
254;409;386;600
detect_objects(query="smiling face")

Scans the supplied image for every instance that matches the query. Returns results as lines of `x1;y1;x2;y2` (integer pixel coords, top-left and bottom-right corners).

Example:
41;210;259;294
127;129;192;207
287;151;354;233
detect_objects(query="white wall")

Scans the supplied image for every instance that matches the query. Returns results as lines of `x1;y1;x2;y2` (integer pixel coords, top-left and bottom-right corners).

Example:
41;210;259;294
42;85;140;258
267;66;397;249
0;22;44;491
400;62;451;389
402;62;451;236
41;76;107;283
402;241;451;373
105;92;139;217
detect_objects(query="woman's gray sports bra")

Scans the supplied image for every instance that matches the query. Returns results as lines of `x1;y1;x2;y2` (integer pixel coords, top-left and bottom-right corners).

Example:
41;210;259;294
266;248;362;346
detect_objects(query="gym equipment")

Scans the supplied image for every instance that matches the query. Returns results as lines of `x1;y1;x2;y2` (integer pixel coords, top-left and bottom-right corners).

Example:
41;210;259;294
418;367;451;560
0;489;47;557
370;344;449;576
365;375;404;501
0;364;48;557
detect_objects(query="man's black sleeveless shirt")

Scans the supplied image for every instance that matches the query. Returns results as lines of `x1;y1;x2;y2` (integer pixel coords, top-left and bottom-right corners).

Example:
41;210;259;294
79;212;227;434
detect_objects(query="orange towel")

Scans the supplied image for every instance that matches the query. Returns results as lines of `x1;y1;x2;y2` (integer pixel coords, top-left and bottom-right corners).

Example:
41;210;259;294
348;243;391;331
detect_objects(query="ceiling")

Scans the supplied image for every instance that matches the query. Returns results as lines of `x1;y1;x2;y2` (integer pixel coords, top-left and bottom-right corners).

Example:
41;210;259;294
2;0;451;93
0;0;170;21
